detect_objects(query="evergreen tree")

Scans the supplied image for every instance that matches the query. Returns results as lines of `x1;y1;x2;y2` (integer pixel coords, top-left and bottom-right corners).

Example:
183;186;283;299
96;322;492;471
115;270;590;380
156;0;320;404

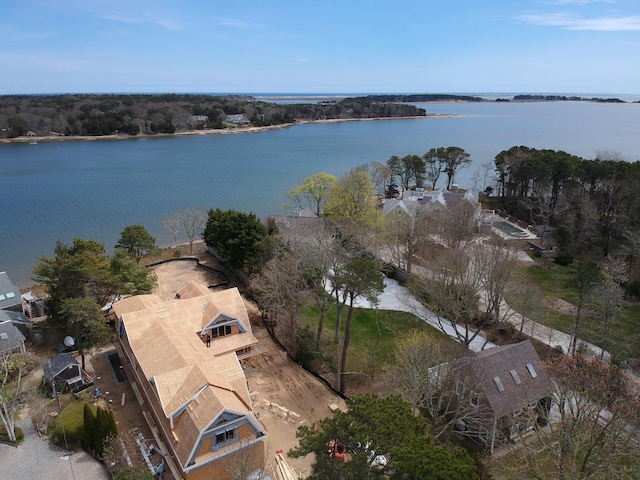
83;402;96;450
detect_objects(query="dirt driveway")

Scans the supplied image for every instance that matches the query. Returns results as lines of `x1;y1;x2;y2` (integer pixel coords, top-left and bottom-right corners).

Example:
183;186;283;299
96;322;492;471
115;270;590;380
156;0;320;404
109;255;346;478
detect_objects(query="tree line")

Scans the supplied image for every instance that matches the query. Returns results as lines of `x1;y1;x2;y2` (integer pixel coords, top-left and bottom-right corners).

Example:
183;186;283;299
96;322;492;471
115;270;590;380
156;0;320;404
494;146;640;268
0;94;425;138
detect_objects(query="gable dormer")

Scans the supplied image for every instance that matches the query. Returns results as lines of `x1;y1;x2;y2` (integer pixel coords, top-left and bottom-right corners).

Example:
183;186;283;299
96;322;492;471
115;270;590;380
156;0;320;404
201;312;249;340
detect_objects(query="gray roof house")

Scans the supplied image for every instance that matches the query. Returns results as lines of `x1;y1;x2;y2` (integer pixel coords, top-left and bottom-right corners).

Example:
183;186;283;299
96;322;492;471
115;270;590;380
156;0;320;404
451;340;552;453
0;318;26;357
43;353;94;394
0;272;22;312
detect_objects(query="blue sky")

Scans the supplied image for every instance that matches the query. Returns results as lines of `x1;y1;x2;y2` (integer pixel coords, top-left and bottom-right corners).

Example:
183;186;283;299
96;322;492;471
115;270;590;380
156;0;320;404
1;0;639;94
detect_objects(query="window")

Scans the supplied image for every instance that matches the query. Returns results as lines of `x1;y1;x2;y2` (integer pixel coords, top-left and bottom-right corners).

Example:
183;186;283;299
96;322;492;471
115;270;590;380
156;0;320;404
215;429;235;447
526;363;538;378
470;391;479;408
510;369;521;385
211;325;232;339
493;376;505;392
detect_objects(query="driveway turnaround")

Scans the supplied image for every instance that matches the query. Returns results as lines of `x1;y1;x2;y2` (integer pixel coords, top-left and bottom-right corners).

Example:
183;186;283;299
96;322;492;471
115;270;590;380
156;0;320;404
0;418;108;480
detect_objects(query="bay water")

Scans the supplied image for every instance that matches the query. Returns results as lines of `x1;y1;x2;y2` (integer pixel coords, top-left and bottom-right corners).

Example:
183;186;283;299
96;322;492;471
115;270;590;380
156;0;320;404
1;100;639;288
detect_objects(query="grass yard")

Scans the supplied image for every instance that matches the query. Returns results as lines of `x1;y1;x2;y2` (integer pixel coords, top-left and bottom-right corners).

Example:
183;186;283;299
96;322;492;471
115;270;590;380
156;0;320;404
299;303;458;392
515;257;640;361
54;399;92;447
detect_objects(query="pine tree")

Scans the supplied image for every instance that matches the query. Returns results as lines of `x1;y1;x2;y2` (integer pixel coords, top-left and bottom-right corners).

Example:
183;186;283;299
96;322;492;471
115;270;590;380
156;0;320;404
95;406;107;454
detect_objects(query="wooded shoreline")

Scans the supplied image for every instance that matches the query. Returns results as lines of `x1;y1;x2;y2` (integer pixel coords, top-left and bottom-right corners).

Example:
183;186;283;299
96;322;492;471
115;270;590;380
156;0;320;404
0;115;453;144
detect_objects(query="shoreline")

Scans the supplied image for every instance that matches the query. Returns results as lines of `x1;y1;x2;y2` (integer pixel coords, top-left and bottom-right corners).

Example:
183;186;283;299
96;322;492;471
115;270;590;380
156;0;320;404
0;114;454;145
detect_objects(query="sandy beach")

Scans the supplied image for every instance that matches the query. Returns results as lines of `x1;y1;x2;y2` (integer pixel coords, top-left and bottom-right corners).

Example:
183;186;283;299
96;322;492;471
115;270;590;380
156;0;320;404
0;114;453;145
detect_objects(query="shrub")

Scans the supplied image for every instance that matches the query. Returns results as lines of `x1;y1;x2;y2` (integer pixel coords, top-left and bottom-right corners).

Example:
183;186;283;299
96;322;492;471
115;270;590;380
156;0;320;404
4;352;35;381
554;249;574;266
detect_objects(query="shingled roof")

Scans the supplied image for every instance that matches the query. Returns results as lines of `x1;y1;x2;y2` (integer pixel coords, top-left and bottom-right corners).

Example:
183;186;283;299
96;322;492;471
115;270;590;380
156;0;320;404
114;284;262;468
457;340;552;419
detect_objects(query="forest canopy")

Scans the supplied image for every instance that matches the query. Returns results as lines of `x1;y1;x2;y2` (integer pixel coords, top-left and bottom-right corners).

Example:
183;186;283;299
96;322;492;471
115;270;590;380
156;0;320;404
0;94;426;138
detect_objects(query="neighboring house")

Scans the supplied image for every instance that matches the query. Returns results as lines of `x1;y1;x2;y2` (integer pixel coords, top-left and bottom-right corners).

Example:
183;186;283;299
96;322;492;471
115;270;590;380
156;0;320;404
268;208;324;232
450;340;552;453
43;353;94;393
0;309;43;346
382;188;479;219
113;283;267;480
0;317;26;357
224;114;250;125
0;271;22;312
189;115;209;126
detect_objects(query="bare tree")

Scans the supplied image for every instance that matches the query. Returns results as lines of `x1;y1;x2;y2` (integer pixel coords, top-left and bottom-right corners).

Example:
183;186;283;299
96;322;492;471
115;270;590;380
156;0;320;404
176;206;207;255
382;207;431;273
438;200;478;252
283;223;344;347
469;240;520;328
251;253;308;356
354;161;392;197
409;248;486;352
590;255;628;360
521;187;570;248
224;438;272;480
388;329;452;415
1;352;34;442
162;215;182;256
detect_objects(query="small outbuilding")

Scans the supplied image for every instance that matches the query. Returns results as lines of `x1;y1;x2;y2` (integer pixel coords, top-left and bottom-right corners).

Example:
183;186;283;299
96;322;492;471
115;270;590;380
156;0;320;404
0;318;26;357
43;353;94;394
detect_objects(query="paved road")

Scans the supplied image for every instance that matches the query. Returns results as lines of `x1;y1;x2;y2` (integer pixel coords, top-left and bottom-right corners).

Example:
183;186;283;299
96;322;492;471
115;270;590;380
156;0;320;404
0;418;108;480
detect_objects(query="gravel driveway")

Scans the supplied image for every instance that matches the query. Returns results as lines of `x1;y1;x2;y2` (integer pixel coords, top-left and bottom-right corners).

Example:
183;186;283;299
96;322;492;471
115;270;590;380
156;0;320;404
0;419;108;480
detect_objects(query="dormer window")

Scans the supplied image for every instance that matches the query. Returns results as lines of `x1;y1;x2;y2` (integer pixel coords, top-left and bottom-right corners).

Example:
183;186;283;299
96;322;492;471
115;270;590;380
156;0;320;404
211;325;232;339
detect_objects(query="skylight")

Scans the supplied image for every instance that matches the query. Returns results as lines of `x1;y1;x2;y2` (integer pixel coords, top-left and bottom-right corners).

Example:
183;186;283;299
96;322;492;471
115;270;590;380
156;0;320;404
0;333;8;340
526;363;538;378
493;376;505;392
6;292;15;299
510;369;521;385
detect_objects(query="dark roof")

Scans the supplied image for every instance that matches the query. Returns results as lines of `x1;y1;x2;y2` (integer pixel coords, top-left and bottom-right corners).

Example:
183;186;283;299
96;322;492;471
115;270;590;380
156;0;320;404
0;320;25;354
43;353;80;380
457;340;552;419
0;272;21;310
268;209;324;231
0;309;33;326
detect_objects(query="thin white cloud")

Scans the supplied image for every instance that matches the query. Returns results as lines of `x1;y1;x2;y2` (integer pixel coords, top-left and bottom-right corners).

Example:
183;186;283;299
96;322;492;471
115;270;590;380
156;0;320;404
0;25;57;41
518;13;640;30
541;0;613;4
220;18;266;29
95;9;181;31
296;57;310;63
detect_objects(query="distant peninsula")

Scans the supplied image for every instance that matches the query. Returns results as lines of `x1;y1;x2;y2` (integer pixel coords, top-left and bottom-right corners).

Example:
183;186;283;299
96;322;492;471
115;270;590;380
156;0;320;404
512;94;625;103
0;93;427;140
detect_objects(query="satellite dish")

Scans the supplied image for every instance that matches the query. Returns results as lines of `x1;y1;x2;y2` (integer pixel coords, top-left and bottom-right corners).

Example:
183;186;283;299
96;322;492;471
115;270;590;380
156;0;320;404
64;336;75;347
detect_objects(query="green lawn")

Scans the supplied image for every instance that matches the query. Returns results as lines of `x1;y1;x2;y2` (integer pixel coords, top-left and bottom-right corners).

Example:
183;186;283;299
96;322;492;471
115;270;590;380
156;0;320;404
299;303;457;390
513;258;640;361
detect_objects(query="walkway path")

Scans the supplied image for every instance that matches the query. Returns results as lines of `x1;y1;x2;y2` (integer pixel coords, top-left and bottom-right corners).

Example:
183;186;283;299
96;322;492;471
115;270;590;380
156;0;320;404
351;272;610;361
351;276;496;352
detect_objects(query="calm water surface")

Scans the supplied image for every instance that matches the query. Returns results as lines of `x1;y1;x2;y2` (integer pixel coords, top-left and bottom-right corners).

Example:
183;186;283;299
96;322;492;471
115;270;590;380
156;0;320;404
1;101;639;287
